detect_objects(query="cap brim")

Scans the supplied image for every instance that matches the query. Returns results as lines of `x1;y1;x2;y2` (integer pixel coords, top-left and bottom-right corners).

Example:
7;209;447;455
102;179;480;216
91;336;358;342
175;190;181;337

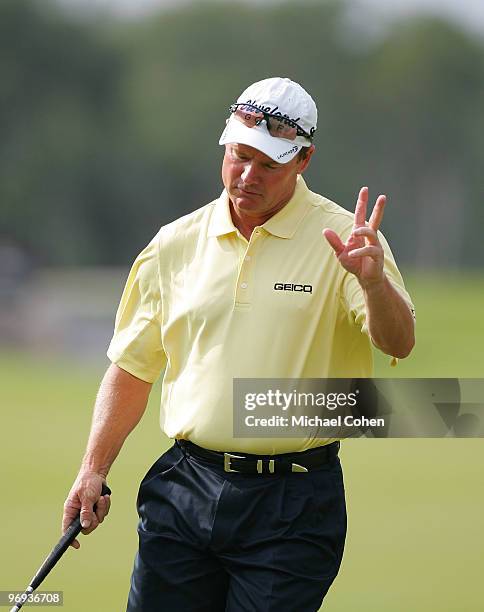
219;118;302;164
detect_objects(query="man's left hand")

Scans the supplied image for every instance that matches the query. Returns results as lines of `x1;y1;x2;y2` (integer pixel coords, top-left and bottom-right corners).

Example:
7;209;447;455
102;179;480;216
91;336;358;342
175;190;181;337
323;187;386;289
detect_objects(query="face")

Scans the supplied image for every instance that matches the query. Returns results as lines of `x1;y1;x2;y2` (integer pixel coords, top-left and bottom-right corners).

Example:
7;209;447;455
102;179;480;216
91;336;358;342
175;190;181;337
221;143;314;220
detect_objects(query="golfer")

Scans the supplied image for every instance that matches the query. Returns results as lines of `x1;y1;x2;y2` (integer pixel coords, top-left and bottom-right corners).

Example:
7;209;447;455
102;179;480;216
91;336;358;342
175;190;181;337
62;77;415;611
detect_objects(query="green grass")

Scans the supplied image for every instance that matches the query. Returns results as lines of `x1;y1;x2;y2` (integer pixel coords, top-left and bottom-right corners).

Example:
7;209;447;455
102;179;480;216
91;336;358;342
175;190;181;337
1;272;483;611
373;271;484;377
0;353;165;611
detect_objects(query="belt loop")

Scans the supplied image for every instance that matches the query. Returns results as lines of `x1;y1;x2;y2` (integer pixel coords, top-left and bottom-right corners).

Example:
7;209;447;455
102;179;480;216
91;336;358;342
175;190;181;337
177;439;190;458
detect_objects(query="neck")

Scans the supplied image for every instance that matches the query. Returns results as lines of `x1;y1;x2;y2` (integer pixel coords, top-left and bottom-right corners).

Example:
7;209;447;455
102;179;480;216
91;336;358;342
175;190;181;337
229;185;297;241
229;204;278;241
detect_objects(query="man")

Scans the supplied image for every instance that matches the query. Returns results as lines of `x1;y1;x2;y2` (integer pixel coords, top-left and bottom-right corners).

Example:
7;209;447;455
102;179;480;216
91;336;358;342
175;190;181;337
62;77;415;611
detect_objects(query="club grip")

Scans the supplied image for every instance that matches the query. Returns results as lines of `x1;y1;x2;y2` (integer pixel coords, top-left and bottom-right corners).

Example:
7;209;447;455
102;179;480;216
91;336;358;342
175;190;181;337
29;483;112;590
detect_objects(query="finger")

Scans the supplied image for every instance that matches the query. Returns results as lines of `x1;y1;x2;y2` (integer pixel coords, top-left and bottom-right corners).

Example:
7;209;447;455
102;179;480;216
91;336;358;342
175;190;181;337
348;245;382;259
352;226;379;245
81;514;100;535
94;495;109;523
368;194;386;231
80;503;95;530
102;494;111;513
323;228;345;256
353;186;368;228
62;500;81;534
63;498;81;549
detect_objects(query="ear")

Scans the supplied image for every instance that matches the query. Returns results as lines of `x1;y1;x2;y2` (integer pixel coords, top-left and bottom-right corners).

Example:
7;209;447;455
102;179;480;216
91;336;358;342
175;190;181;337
297;144;316;174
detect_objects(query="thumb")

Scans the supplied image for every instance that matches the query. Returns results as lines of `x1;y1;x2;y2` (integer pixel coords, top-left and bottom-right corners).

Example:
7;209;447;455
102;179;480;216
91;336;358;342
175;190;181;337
323;228;345;257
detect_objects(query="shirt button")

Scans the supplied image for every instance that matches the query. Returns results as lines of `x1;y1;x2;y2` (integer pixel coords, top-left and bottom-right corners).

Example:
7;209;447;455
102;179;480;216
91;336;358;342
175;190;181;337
241;282;248;289
245;255;251;261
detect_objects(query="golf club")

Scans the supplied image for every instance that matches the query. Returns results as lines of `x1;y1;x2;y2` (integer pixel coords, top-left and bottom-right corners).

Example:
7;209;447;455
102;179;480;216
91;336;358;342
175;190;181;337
10;483;111;612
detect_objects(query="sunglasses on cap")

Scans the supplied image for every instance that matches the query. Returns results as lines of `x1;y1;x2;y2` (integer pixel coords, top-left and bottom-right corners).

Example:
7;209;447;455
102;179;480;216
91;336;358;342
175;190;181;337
229;103;315;142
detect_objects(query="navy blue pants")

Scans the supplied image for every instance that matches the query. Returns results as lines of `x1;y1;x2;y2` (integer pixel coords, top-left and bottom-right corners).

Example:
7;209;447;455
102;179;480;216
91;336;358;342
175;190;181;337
126;442;346;611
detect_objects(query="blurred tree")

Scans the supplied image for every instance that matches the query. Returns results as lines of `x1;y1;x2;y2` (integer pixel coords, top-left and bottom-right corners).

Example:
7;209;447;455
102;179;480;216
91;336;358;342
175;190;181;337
354;17;484;268
0;0;126;264
0;0;483;268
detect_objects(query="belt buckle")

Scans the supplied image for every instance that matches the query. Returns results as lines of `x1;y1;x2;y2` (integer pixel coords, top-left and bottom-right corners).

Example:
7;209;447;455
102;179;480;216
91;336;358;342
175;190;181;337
224;452;245;473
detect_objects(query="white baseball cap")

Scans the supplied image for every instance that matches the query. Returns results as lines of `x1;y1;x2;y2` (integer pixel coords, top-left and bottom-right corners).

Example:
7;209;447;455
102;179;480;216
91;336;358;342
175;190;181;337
219;77;317;164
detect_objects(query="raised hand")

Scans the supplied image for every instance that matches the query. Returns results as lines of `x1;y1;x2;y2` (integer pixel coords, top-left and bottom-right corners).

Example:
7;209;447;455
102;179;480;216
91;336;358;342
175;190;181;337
323;186;386;288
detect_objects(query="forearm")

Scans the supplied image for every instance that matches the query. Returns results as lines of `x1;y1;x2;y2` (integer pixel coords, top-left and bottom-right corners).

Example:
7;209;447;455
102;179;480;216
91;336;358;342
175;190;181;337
80;363;153;478
362;274;415;359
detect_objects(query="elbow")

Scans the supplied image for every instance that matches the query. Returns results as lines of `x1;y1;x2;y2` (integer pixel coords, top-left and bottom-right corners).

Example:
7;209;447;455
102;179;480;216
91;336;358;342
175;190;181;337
392;345;413;359
376;331;415;359
391;311;416;359
392;333;415;359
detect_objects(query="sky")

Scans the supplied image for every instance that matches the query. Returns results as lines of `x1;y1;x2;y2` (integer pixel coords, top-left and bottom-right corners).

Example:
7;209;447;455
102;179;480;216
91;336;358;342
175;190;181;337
56;0;484;37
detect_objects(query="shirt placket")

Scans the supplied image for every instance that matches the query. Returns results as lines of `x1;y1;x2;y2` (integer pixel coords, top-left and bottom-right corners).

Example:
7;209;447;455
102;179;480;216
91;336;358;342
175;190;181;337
234;227;264;308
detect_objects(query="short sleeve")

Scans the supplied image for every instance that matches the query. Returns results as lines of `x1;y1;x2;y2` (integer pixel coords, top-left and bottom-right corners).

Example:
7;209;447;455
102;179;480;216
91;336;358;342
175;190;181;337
342;230;415;359
107;235;167;383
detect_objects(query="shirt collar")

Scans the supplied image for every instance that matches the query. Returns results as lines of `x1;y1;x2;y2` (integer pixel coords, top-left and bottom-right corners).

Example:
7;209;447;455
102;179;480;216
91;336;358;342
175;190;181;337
207;190;238;237
207;175;312;239
262;175;312;239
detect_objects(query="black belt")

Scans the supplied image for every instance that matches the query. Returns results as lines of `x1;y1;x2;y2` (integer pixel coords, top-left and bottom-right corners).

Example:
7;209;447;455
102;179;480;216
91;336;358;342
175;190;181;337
176;439;340;475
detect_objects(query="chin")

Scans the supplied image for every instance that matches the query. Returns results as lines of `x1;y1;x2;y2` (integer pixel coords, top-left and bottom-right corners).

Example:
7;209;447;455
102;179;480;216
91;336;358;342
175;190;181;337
231;192;256;206
234;199;258;213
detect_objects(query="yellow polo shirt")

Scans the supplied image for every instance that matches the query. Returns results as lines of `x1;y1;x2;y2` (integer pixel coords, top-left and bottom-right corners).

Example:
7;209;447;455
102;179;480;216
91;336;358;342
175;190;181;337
107;176;414;453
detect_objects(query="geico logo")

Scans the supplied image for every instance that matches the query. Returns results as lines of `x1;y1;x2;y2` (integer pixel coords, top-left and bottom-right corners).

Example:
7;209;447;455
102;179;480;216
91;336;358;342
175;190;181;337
274;283;313;293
